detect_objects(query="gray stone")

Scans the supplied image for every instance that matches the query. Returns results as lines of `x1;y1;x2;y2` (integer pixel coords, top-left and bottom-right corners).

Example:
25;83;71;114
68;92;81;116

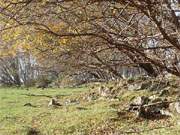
98;86;116;99
160;109;173;117
65;99;79;105
149;95;158;100
150;97;163;103
133;96;149;106
128;83;142;91
127;81;152;91
175;102;180;113
129;95;172;119
128;96;150;111
177;121;180;125
100;89;109;97
48;98;62;107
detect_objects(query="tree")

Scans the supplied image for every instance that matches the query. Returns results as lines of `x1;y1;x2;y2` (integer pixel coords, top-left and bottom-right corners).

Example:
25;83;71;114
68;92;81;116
0;0;179;80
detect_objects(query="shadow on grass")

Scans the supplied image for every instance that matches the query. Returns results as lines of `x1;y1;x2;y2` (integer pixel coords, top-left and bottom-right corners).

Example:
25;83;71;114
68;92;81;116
21;93;70;98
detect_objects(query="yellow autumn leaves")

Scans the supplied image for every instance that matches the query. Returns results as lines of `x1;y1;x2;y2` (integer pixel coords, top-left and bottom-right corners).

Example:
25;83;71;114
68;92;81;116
0;22;71;60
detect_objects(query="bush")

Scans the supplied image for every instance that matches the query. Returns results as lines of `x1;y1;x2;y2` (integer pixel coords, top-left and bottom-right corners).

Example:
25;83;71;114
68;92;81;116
35;76;52;89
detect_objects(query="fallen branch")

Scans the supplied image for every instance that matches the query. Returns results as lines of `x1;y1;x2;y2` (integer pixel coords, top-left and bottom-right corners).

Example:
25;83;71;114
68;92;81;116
140;100;179;108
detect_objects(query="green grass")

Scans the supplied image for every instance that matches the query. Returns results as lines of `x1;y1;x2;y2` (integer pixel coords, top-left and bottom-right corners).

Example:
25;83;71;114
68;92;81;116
0;87;180;135
0;87;116;135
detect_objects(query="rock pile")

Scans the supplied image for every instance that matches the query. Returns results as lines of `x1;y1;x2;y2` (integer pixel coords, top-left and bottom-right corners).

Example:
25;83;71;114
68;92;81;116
127;79;169;91
128;96;173;119
82;85;120;101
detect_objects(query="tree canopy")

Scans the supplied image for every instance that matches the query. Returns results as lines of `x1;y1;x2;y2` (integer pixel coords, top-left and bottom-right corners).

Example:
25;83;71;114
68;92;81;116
0;0;180;85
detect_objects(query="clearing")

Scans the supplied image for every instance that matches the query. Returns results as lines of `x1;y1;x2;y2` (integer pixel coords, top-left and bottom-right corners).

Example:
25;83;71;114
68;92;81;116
0;85;180;135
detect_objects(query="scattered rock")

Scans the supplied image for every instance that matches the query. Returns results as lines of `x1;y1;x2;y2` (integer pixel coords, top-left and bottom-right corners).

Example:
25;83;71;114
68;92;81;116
109;98;119;102
131;96;150;106
127;83;142;91
174;101;180;113
160;109;173;117
169;102;175;112
88;92;98;101
98;97;107;101
65;99;79;105
26;128;40;135
128;96;150;111
48;82;59;88
128;96;171;119
127;81;152;91
150;97;164;103
177;121;180;126
48;98;62;107
136;105;160;118
116;80;127;87
82;91;99;102
98;86;110;97
126;78;170;92
149;95;158;100
98;86;117;99
36;83;48;89
164;73;177;80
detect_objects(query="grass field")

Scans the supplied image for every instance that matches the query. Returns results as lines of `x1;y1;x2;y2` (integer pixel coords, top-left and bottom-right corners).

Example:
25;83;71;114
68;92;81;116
0;87;180;135
0;87;116;135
